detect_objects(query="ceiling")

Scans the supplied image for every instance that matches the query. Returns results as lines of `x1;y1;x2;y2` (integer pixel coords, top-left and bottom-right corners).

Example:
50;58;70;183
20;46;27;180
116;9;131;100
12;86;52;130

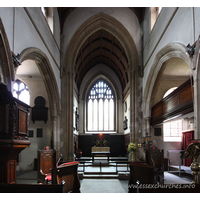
57;7;146;33
75;29;129;92
16;60;41;79
162;58;192;78
57;7;145;95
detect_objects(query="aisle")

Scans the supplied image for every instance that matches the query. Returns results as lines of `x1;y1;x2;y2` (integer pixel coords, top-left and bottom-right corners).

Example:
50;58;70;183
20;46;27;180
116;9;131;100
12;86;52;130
80;179;127;193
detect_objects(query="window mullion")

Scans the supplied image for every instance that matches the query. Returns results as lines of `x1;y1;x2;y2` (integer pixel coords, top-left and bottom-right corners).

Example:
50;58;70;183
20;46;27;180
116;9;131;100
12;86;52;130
102;98;104;131
108;99;110;130
92;100;94;130
97;99;99;131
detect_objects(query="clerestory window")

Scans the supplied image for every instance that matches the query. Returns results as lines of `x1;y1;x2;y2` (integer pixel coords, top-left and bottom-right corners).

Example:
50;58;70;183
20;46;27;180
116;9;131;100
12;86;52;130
13;79;30;105
87;79;115;132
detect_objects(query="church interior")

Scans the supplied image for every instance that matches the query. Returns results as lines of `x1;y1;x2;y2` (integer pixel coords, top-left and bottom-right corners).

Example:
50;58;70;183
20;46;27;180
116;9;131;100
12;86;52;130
0;6;200;193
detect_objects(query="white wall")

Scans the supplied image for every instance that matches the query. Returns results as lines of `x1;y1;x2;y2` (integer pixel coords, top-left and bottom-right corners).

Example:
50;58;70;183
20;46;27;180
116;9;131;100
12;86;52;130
73;96;79;135
17;75;52;170
0;7;61;96
143;7;199;95
124;94;130;135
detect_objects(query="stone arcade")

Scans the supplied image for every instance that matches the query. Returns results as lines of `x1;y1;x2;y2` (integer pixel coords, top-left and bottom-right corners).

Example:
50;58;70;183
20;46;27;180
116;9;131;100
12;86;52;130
0;7;200;192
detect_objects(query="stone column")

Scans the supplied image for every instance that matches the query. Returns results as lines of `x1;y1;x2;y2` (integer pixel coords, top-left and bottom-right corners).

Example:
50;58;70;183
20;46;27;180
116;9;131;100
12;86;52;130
61;70;75;162
52;115;61;156
129;70;135;143
130;69;141;161
192;36;200;139
143;117;151;137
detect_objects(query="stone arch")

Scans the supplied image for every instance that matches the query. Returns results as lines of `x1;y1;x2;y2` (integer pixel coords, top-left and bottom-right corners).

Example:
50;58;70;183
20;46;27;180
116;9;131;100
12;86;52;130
64;12;139;74
20;47;60;117
62;12;140;161
0;17;14;90
19;47;61;151
142;42;193;134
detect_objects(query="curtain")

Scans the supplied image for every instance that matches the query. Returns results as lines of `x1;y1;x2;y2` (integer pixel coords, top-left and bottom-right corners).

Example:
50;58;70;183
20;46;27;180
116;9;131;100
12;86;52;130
182;130;194;166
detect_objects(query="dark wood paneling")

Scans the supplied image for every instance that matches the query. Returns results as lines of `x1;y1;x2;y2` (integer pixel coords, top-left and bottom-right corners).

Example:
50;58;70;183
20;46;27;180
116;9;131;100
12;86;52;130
152;104;163;118
151;79;193;126
180;84;193;104
0;83;30;184
19;110;27;134
0;163;6;183
78;134;126;157
7;160;16;184
163;95;179;113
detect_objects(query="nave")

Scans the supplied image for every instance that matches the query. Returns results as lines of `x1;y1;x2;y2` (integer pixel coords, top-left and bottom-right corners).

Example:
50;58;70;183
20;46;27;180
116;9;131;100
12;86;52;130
16;159;192;193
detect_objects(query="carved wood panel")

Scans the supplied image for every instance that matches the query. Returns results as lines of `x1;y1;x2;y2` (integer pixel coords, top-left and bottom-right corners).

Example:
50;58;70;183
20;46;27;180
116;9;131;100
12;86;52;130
7;160;16;184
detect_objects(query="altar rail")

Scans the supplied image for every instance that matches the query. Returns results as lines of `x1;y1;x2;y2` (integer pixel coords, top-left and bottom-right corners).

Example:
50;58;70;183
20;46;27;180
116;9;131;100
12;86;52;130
78;161;130;173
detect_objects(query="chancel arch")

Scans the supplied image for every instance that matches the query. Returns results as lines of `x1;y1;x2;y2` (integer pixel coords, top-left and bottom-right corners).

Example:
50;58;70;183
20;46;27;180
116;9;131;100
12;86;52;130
62;12;140;161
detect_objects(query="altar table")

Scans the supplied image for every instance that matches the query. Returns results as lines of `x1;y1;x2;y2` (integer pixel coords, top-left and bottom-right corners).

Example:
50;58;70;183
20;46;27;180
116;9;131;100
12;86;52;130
91;147;110;161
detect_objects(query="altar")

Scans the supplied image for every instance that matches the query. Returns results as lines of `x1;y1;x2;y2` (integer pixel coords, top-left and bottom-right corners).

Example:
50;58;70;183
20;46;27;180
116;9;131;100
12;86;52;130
91;147;110;161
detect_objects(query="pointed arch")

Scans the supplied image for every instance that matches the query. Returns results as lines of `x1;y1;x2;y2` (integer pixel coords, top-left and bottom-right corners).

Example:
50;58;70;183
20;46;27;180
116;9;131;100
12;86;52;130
19;47;60;117
81;71;120;101
64;12;139;74
62;12;140;161
142;42;193;120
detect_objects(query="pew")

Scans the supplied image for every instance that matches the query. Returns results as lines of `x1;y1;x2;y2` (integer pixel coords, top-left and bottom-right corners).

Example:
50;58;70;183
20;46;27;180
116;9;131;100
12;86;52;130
37;147;57;183
145;149;164;184
0;182;65;193
52;161;80;193
129;162;158;193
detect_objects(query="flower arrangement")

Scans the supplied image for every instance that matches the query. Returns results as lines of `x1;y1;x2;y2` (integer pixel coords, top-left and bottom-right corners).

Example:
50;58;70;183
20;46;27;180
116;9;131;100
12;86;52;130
103;139;107;146
128;142;136;152
95;140;100;146
95;139;108;146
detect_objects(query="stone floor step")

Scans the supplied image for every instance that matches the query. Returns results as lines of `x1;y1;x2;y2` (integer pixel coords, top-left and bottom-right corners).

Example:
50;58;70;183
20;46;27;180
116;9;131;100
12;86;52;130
83;171;117;175
82;174;119;179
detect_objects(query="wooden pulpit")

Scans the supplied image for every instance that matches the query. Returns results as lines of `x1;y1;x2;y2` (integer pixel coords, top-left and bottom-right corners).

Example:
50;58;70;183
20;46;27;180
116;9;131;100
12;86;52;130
0;82;30;184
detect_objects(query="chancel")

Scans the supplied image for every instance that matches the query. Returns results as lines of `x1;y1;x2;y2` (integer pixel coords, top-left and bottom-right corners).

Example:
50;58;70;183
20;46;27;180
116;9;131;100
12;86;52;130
0;6;200;193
